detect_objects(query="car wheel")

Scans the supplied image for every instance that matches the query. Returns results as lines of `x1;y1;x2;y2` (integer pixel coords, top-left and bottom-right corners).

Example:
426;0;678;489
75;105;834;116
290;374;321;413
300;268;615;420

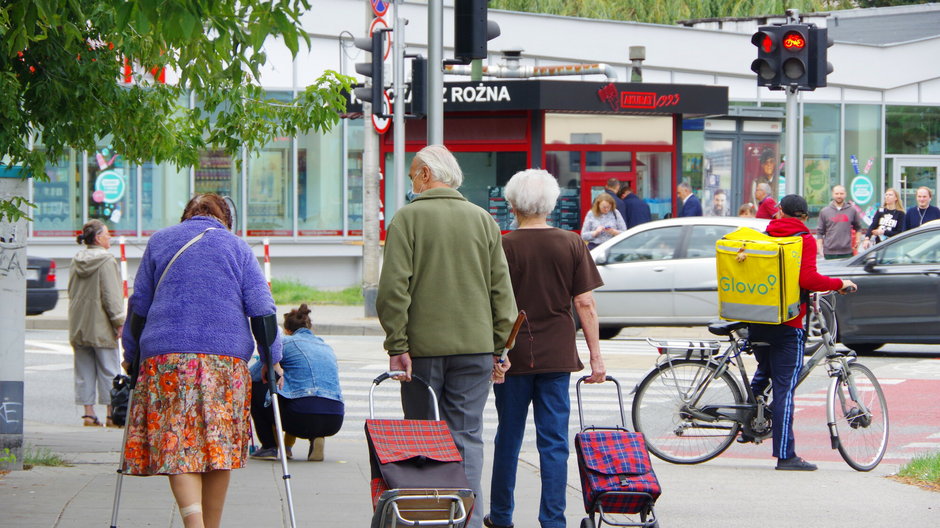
598;327;621;340
844;342;885;355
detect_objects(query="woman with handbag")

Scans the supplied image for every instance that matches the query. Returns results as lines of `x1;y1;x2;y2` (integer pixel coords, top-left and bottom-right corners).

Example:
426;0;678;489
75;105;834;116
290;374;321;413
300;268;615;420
120;193;282;528
69;219;125;427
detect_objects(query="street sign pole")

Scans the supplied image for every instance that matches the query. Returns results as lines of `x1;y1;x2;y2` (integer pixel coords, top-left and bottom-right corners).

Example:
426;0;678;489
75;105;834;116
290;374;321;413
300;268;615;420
428;0;443;145
784;8;801;196
393;0;406;212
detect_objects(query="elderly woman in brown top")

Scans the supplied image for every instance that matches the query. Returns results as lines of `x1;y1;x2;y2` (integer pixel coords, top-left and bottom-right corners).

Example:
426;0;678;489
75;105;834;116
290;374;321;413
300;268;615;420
485;169;606;528
68;219;125;427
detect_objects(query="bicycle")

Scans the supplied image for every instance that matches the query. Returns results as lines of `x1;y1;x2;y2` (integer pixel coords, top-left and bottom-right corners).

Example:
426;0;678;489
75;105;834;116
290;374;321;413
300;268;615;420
631;292;889;471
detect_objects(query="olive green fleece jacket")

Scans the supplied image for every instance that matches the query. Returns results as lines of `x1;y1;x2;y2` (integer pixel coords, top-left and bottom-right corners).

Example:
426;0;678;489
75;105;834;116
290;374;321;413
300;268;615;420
376;187;517;357
68;246;125;348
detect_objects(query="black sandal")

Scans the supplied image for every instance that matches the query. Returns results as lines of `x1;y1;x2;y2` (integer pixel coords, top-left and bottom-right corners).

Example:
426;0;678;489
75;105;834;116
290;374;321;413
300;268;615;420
82;415;102;427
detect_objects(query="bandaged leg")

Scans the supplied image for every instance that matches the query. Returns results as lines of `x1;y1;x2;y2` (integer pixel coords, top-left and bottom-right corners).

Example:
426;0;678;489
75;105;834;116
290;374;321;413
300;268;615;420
180;503;203;519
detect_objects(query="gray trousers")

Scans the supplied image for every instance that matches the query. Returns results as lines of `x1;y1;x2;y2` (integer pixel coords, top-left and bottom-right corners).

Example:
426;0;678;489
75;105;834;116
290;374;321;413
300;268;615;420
401;354;491;528
73;345;120;406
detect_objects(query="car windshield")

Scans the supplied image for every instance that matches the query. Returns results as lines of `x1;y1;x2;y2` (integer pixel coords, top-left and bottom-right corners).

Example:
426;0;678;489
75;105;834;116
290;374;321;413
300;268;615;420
606;227;682;263
876;229;940;265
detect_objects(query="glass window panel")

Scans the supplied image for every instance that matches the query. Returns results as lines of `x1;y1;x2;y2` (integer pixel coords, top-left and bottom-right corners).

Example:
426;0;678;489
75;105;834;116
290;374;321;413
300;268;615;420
703;139;732;217
877;230;940;265
452;151;527;212
142;162;189;235
194;150;241;233
545;151;581;190
886;106;940;156
686;225;736;259
347;120;364;236
32;149;82;237
636;152;672;220
383;151;416;225
803;103;841;224
298;125;344;236
844;104;883;224
606;227;682;263
900;166;937;210
247;138;292;236
545;114;672;145
87;144;137;236
585;151;632;172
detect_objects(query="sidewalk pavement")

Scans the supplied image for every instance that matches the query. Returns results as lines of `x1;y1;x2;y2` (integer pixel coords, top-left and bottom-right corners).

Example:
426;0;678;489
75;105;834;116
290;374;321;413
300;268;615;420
4;421;939;527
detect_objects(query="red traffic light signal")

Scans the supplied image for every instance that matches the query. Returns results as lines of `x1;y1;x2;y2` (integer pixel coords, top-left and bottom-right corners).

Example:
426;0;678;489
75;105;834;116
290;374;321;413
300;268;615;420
782;31;805;51
751;28;781;86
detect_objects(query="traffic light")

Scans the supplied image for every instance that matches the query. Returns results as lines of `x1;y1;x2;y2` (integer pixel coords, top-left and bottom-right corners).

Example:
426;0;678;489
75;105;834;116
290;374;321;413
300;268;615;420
751;26;782;88
409;56;427;118
778;24;810;89
354;31;386;113
808;26;834;89
454;0;501;62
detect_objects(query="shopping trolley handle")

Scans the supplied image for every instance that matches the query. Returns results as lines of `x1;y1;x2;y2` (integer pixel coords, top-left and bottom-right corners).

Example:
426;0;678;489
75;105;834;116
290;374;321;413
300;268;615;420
575;375;628;431
369;371;440;421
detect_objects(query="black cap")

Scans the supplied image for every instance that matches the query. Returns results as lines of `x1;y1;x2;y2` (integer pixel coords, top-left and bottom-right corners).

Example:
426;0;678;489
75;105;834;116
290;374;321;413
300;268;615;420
779;194;808;217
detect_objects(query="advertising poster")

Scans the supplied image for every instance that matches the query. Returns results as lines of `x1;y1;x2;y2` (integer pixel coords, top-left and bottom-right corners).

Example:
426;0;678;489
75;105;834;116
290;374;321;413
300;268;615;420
743;141;779;205
804;157;832;208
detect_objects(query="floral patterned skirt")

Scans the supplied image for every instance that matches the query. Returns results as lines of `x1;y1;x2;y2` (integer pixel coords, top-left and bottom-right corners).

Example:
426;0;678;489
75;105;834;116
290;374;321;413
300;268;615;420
123;353;250;476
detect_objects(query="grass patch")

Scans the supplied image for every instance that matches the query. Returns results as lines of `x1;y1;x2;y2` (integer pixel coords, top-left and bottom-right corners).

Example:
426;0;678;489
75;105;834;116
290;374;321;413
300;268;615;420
271;279;363;306
898;452;940;485
22;446;70;469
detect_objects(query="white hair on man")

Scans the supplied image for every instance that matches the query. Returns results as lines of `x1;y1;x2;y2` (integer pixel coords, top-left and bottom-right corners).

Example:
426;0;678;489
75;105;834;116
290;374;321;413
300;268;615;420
504;169;561;218
757;182;772;195
677;181;692;193
415;144;463;189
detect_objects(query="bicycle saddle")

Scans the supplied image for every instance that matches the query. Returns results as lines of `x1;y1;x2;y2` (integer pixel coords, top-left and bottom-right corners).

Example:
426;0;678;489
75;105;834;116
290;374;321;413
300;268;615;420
707;320;747;336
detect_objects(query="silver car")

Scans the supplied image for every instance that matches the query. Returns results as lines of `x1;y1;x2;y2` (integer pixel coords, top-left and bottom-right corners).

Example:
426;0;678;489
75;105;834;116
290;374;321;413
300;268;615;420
589;216;770;339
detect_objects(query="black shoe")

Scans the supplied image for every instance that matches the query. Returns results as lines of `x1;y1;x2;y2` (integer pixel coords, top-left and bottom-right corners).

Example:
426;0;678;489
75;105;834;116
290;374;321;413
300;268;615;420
736;433;755;444
775;456;817;471
250;447;279;460
483;515;513;528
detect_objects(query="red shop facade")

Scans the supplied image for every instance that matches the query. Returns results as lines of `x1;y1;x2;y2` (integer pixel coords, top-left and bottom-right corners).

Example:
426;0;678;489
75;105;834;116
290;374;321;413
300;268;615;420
352;79;728;232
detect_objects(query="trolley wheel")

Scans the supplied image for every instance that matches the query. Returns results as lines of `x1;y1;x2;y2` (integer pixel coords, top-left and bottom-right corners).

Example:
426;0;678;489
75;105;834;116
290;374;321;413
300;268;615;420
580;516;596;528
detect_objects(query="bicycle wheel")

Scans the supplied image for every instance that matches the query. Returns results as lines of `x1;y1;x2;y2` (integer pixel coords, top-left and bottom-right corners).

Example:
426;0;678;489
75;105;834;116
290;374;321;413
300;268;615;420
828;362;889;471
632;360;743;464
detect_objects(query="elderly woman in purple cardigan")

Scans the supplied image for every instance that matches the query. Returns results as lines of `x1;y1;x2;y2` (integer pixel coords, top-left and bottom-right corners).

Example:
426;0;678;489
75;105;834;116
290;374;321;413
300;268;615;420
120;194;282;528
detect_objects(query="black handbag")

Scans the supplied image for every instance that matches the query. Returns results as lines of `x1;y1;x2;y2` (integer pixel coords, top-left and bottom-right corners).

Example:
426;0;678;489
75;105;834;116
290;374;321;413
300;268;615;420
109;374;132;426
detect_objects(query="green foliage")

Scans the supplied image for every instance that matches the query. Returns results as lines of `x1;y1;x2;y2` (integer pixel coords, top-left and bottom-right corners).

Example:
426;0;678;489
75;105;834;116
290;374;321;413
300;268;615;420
0;0;354;222
898;451;940;484
22;445;69;468
489;0;858;26
0;447;16;464
272;279;364;306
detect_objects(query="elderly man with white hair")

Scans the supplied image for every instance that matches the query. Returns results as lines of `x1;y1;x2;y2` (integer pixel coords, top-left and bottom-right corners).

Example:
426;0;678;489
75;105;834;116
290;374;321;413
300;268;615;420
484;169;606;528
376;144;517;528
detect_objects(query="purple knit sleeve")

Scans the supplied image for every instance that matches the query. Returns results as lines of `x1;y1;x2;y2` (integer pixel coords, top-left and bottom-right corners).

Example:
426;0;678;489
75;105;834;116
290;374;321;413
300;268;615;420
239;242;282;364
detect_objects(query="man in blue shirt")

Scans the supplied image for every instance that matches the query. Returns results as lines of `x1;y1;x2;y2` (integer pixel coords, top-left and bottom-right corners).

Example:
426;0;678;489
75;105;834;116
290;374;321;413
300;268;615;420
603;178;628;222
677;181;703;217
620;182;652;228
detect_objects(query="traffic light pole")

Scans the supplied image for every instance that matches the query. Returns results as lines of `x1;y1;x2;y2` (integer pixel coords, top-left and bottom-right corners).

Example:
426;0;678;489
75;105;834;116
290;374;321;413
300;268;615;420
393;1;406;211
428;0;443;145
785;87;799;196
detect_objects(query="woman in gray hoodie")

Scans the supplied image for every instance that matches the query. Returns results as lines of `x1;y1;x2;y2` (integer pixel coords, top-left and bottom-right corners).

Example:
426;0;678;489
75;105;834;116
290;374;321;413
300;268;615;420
68;219;125;427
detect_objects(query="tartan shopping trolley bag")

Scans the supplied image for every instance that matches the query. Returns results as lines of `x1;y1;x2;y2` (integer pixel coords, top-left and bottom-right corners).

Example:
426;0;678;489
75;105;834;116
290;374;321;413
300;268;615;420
366;371;474;528
575;376;660;528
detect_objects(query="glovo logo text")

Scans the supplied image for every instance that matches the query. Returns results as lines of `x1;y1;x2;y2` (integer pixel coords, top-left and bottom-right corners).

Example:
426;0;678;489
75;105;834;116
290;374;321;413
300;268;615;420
720;274;778;295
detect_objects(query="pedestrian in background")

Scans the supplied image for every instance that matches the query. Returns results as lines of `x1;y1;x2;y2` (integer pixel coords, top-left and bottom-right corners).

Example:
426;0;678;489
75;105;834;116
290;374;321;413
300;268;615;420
485;169;606;528
249;304;344;462
754;182;778;219
69;219;125;427
902;186;940;231
817;185;864;259
120;193;282;528
676;181;703;217
603;177;628;223
581;193;626;249
617;181;652;229
749;194;857;471
738;203;757;218
862;188;905;249
376;145;517;528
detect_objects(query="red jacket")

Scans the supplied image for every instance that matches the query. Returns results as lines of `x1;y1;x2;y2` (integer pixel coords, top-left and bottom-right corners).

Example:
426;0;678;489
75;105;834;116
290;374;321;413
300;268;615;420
767;217;844;327
756;196;778;219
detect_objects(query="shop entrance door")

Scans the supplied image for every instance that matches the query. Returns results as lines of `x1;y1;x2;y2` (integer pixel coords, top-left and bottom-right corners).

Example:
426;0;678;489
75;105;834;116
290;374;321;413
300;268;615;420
581;172;637;222
895;158;940;209
703;131;781;216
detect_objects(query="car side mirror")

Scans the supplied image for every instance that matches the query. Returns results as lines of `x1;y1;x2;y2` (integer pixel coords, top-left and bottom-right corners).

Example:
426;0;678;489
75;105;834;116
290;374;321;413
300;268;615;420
863;257;878;273
594;252;608;266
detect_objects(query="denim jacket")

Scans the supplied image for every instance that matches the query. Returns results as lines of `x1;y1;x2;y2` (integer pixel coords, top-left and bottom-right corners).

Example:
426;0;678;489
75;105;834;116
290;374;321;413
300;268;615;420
249;328;343;402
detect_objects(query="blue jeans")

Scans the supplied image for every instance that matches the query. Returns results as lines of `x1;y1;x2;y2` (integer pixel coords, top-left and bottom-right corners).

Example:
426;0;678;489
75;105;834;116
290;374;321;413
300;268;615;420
748;324;805;460
489;373;571;528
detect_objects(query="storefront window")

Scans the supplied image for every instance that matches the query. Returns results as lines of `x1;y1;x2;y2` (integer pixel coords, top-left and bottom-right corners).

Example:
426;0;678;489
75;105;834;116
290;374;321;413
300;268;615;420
886;106;940;156
87;144;138;236
247;137;292;237
545;114;672;145
347;120;364;236
703;139;732;216
453;151;527;212
803;103;841;219
383;151;416;224
194;150;241;233
844;104;882;222
297;124;344;236
637;152;672;219
32;149;82;237
142;161;189;235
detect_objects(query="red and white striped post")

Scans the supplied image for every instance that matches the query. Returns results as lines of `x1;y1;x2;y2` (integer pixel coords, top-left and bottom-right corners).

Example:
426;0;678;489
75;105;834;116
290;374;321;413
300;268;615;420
263;238;272;290
119;236;129;312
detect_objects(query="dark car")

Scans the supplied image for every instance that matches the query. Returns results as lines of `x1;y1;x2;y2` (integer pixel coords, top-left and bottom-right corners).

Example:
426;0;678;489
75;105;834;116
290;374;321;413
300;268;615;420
818;219;940;353
27;256;58;315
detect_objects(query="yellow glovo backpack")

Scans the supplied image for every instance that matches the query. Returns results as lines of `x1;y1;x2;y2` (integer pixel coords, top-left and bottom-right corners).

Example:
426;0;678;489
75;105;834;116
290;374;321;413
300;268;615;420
715;227;805;324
